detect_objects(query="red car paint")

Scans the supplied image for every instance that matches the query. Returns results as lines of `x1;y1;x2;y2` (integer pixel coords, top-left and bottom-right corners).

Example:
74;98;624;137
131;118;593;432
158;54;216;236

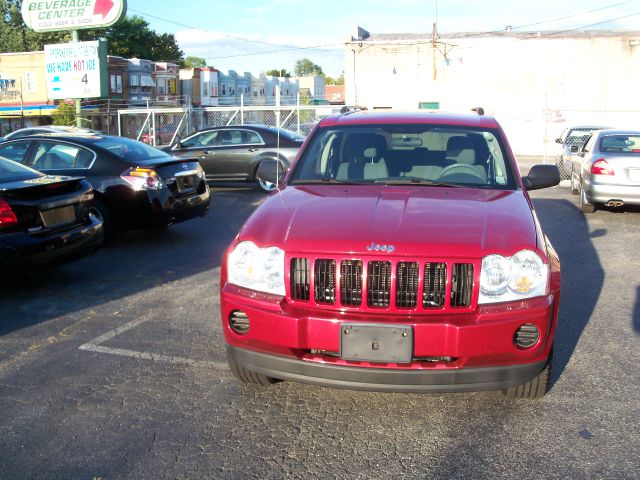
220;111;561;395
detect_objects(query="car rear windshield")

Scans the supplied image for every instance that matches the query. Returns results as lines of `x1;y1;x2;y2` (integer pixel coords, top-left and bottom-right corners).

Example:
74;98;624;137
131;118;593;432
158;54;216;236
92;137;172;161
289;124;516;189
0;156;42;183
600;135;640;154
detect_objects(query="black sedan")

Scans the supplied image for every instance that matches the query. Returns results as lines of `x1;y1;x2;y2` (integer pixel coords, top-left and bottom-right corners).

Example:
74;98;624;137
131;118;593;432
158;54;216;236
0;156;103;270
0;134;211;235
165;125;304;192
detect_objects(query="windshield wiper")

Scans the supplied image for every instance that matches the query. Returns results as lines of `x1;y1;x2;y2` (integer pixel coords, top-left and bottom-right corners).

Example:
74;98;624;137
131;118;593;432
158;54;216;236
376;178;463;188
291;178;368;185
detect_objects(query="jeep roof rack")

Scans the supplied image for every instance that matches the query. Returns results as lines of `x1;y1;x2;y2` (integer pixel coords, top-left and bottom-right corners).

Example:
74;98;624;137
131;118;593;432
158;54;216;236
339;105;368;114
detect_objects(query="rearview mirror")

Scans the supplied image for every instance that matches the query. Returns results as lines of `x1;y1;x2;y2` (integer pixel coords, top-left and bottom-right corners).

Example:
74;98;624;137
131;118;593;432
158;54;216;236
257;159;285;187
522;164;560;191
570;145;579;153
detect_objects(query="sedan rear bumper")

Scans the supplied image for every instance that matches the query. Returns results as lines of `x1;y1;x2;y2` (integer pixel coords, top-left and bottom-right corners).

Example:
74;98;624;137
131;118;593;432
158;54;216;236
0;215;103;269
588;182;640;205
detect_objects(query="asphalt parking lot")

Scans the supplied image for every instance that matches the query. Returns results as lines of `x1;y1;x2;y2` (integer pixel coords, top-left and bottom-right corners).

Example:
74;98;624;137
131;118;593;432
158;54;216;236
1;174;639;479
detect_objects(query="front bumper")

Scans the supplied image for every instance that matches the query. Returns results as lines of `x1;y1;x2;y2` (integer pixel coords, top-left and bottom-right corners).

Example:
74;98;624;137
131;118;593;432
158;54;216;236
221;283;559;393
228;344;547;393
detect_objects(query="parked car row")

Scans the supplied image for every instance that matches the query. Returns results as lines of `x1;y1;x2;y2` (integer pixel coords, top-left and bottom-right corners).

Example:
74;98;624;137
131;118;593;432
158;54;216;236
0;132;211;271
557;126;640;213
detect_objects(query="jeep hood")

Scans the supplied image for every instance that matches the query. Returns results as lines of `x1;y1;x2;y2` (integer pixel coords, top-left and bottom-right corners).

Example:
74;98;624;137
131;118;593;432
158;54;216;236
238;185;538;258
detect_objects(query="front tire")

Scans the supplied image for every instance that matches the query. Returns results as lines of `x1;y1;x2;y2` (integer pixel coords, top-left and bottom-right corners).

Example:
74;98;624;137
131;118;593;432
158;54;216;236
227;352;279;386
502;352;552;399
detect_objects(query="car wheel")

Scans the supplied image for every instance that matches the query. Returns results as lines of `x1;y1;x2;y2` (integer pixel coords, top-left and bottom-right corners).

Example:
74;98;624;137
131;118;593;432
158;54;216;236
227;353;279;386
579;181;596;213
502;351;552;399
89;197;112;236
256;160;281;193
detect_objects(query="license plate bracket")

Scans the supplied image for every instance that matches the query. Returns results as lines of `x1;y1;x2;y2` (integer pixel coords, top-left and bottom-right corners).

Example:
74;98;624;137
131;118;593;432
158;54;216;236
340;323;413;363
40;205;76;228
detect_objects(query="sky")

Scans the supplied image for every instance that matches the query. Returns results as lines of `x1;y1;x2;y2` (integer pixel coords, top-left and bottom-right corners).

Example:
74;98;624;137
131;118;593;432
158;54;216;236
125;0;640;77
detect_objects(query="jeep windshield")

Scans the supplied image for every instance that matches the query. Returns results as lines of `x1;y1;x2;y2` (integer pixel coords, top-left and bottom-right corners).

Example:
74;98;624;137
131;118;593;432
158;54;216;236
289;125;517;189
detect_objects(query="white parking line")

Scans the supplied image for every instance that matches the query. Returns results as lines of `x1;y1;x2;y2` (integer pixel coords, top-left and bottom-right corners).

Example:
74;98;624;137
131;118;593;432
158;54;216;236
78;317;227;370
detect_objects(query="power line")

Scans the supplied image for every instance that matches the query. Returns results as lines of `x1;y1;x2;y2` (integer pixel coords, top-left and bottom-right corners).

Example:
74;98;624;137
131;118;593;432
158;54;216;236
128;7;341;54
451;0;639;39
533;9;640;37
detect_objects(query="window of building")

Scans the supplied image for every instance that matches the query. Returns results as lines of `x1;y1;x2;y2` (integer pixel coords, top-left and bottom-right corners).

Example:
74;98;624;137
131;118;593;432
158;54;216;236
203;81;210;97
25;72;36;93
157;78;165;95
221;83;226;96
110;74;123;93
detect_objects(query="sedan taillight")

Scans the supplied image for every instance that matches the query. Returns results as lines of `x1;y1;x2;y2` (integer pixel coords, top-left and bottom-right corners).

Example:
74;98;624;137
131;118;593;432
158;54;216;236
121;167;164;190
591;159;614;176
0;198;18;227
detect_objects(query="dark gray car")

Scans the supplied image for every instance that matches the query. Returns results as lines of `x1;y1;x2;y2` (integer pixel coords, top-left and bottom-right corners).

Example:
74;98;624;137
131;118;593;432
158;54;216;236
164;125;304;192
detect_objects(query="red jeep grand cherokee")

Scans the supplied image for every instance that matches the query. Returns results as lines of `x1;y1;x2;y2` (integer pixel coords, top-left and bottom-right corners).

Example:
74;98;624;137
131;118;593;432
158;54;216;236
220;111;561;399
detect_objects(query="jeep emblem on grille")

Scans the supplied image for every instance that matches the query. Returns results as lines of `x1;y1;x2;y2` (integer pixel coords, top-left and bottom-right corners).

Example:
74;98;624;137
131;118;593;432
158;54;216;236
367;242;395;253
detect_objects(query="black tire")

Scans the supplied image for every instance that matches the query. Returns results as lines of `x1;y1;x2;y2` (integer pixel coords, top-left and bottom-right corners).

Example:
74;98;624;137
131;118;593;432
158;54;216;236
579;181;596;213
227;353;279;386
255;160;282;193
502;353;552;399
89;197;113;237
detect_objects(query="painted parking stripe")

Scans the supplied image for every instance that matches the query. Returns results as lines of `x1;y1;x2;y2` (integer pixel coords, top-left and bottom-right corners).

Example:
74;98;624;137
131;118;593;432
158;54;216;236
78;317;227;370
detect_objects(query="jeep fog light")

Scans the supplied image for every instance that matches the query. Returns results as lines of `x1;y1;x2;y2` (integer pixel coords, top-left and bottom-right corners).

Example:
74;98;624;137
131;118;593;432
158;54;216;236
228;241;285;296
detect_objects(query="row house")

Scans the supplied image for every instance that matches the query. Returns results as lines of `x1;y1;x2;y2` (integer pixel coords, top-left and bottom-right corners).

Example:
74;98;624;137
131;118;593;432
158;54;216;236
183;69;302;107
179;67;220;106
0;51;54;135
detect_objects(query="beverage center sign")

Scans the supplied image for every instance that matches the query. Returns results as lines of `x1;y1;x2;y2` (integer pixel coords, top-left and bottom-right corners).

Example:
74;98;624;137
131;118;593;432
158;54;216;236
44;40;108;99
22;0;126;32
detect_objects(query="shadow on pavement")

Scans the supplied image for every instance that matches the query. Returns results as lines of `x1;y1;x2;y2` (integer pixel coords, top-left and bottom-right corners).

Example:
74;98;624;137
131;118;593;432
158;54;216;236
531;198;604;386
0;188;265;335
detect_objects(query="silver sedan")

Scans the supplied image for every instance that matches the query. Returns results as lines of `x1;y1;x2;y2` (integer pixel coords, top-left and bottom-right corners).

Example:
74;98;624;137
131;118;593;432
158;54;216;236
571;129;640;212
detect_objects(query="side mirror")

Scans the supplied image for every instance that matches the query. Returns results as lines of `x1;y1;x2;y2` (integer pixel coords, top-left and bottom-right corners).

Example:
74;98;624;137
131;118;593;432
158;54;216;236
555;138;563;144
522;164;560;191
257;159;285;187
570;145;579;153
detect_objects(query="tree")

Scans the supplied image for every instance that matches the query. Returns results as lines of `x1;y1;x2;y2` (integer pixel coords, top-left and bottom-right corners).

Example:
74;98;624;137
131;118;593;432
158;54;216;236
183;56;207;68
0;4;183;63
265;68;291;78
293;58;324;77
325;73;344;85
52;100;75;126
81;16;183;62
1;0;71;52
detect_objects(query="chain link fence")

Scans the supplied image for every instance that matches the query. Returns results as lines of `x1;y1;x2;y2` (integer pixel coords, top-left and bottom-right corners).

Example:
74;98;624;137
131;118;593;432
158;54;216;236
110;105;342;147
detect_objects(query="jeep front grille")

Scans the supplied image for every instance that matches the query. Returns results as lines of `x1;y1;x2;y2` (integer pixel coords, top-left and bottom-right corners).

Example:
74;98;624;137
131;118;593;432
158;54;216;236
314;259;336;303
367;261;392;307
340;260;363;306
289;257;475;310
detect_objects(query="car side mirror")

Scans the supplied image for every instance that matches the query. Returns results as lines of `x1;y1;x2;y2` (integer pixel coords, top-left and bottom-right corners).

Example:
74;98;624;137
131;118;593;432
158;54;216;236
522;164;560;191
570;145;579;153
257;159;285;187
555;138;563;144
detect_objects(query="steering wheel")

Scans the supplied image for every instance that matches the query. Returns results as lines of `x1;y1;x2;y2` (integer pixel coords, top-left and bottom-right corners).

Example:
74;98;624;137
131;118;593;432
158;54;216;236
439;163;487;182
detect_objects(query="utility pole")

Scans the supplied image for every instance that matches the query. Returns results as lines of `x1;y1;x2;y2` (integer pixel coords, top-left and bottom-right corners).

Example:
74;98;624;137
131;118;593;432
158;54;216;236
19;77;25;128
72;30;82;128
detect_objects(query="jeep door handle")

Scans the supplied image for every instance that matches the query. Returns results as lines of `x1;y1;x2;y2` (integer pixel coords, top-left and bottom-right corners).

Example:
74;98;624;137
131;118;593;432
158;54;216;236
248;147;259;152
203;149;213;155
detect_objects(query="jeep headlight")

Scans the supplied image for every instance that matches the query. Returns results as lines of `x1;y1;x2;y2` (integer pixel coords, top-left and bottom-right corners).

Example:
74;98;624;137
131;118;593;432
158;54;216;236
227;241;285;296
479;250;548;304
